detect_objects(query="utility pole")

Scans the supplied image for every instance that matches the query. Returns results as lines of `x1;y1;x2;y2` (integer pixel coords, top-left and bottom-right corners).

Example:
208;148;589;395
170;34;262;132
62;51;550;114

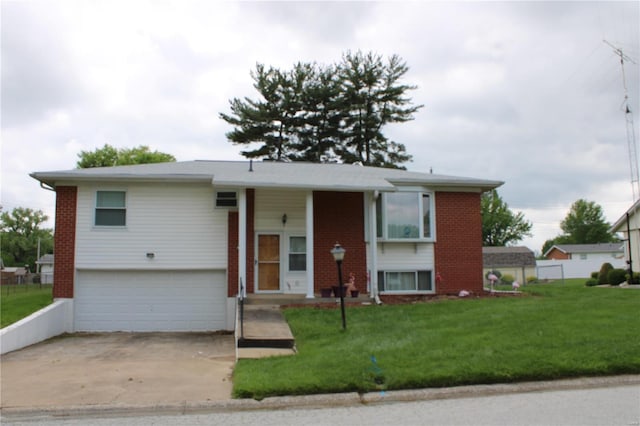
604;40;639;202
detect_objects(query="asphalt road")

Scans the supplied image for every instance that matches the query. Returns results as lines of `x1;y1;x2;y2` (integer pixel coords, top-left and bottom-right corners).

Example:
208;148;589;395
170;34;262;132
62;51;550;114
4;384;639;426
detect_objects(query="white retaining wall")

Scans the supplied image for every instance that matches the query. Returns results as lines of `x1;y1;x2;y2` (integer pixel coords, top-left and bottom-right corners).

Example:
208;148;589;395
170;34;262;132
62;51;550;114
536;259;627;280
0;298;74;355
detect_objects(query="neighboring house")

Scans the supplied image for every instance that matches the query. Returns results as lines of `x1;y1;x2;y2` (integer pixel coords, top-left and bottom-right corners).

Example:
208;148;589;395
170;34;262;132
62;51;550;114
611;199;640;276
31;160;502;332
543;243;624;261
0;266;27;285
36;254;54;284
538;243;625;280
482;246;536;284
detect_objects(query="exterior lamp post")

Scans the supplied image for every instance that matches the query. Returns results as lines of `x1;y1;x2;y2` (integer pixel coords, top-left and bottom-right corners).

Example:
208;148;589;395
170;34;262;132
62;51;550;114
330;242;347;330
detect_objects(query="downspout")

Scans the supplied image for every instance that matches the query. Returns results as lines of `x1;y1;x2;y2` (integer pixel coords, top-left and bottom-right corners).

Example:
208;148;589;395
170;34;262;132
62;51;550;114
626;213;634;280
370;190;382;305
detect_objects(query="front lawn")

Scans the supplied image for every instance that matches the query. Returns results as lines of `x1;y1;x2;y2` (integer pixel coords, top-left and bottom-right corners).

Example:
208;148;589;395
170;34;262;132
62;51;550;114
233;279;640;399
1;285;53;328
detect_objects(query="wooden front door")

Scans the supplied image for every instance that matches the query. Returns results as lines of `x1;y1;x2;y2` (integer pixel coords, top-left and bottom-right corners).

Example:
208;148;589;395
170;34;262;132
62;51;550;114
257;234;280;291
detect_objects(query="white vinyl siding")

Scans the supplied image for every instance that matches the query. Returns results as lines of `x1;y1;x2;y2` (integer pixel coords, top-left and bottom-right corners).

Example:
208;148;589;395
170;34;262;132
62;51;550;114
376;243;435;294
254;189;308;293
377;243;435;270
76;183;228;269
254;189;306;231
75;270;226;331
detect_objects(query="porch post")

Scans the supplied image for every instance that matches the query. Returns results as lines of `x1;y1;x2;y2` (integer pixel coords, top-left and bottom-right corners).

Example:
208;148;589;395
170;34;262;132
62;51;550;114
238;189;247;298
305;191;315;298
369;191;379;298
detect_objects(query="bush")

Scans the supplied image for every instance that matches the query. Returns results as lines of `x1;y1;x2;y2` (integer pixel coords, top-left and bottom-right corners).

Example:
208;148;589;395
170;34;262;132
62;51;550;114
501;274;515;285
590;271;599;279
627;272;640;284
526;276;538;284
585;278;599;287
607;269;627;286
598;263;614;285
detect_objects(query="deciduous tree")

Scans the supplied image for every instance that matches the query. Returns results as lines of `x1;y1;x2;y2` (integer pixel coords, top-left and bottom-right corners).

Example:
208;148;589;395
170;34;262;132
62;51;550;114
77;144;175;168
541;199;618;254
481;190;533;246
1;207;53;271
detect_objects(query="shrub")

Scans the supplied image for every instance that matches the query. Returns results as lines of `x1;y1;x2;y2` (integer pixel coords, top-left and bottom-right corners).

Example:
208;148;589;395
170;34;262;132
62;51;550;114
526;276;538;284
598;263;614;285
501;274;515;285
627;272;640;284
607;269;627;286
585;278;599;287
590;271;599;279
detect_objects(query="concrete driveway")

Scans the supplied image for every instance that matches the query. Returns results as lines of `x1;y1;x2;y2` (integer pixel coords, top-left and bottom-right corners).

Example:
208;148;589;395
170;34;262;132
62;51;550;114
0;332;235;409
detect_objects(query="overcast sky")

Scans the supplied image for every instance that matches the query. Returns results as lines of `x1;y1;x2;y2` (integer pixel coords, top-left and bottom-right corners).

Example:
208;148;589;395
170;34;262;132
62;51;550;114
2;1;639;253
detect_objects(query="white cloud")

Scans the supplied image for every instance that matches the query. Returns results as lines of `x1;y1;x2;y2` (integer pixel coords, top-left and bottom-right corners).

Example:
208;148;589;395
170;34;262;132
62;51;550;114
1;0;638;252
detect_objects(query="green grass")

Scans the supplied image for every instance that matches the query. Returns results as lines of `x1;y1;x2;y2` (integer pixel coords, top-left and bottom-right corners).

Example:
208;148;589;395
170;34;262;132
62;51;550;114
1;285;53;328
233;279;640;399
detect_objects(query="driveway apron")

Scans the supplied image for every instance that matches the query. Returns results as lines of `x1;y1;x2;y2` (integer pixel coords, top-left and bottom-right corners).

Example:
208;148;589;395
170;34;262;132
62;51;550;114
0;332;235;409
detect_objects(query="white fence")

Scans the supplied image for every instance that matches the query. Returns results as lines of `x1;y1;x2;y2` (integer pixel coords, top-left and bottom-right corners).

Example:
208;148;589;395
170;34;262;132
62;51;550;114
536;259;626;280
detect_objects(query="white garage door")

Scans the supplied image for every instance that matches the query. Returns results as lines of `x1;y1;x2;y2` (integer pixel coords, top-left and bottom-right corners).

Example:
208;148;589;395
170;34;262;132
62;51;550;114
75;270;227;332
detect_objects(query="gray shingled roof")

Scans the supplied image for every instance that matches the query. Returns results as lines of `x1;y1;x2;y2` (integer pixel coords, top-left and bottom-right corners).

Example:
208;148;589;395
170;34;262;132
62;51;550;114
483;246;536;267
31;160;503;192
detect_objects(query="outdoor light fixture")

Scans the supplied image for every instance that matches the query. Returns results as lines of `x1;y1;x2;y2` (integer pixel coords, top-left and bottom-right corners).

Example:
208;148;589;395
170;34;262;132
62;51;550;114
282;214;287;225
146;252;155;259
330;242;347;330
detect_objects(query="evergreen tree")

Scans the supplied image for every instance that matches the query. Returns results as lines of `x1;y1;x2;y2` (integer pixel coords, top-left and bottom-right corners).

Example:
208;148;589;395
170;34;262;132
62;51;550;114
337;51;421;168
220;51;422;168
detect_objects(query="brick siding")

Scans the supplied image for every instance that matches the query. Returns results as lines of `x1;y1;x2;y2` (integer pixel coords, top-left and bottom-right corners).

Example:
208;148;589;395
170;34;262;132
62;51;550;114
226;189;255;296
53;186;77;298
313;191;367;293
434;191;484;294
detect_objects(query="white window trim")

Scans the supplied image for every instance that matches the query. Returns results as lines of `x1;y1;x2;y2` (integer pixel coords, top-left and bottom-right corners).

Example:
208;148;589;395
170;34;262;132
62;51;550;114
94;190;127;228
287;235;307;273
377;269;435;294
376;191;435;242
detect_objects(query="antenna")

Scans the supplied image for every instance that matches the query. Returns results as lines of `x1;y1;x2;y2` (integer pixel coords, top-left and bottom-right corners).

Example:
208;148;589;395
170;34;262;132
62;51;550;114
605;40;639;202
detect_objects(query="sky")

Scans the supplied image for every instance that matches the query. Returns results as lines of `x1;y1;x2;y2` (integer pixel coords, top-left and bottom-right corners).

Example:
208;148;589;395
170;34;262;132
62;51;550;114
2;0;639;254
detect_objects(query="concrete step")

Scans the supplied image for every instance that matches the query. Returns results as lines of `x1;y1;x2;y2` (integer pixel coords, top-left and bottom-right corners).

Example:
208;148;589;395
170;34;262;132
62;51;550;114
237;305;295;349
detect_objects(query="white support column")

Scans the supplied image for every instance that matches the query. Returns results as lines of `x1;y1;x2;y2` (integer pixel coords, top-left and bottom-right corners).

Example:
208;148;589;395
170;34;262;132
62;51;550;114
369;191;379;298
305;191;315;299
238;189;247;298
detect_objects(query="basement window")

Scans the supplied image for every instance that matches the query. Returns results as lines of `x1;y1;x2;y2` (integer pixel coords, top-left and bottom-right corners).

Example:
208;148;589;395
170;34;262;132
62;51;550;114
377;270;433;293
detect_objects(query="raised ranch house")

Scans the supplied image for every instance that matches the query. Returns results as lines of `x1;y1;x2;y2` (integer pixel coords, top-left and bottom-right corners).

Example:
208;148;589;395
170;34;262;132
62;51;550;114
31;161;502;332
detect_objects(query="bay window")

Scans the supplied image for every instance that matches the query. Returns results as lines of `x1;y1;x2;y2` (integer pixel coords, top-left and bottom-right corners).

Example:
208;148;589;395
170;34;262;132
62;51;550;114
376;192;433;240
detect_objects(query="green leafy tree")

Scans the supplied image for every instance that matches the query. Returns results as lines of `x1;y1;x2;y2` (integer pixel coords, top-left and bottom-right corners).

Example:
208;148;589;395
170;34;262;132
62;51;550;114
1;207;53;271
541;199;618;254
481;190;533;246
76;144;176;168
220;51;422;168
